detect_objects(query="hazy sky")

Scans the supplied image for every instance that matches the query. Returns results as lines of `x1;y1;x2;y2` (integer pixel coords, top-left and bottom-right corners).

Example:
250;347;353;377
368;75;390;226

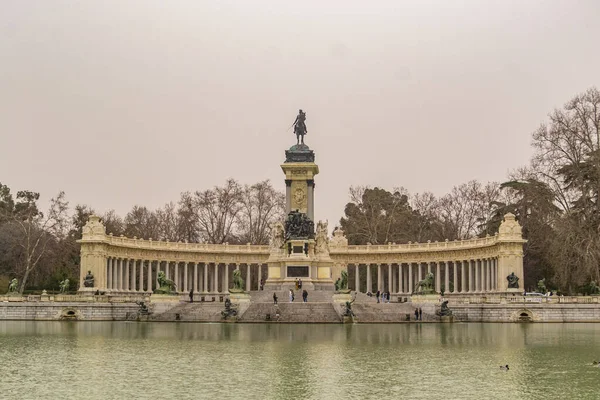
1;0;599;226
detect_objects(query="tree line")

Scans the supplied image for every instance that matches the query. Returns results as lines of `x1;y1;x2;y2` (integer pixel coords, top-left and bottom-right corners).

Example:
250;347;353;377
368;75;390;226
340;87;600;294
0;180;284;293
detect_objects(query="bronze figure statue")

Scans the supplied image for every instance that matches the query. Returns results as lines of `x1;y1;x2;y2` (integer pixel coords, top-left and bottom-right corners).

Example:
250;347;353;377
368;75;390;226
292;109;307;145
507;272;519;289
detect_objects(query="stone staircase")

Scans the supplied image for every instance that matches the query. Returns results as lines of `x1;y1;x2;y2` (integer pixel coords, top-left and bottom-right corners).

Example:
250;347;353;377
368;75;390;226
239;302;341;323
250;289;333;304
240;290;339;323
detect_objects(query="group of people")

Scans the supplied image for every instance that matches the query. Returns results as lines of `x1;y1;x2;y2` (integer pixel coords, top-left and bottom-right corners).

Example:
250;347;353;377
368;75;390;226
272;288;309;304
367;290;392;303
414;307;423;321
294;278;303;290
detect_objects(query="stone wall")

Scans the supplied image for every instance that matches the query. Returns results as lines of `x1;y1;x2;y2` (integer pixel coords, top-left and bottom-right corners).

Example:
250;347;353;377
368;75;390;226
451;303;600;322
0;302;139;321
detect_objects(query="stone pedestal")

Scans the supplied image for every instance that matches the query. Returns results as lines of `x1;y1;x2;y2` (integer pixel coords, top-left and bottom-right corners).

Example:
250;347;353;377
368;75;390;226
440;315;455;323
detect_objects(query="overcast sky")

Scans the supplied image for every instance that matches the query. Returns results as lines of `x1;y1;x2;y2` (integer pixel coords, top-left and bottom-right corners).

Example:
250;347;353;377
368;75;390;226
1;0;599;227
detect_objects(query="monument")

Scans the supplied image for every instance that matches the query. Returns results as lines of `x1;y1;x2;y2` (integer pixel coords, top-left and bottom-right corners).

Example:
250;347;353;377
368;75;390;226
266;110;334;290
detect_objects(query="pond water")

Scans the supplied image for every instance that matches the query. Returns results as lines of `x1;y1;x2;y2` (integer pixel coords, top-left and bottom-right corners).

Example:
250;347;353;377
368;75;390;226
1;322;599;399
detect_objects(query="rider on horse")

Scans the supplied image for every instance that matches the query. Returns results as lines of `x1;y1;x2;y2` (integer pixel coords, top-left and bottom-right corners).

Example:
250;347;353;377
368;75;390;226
292;109;307;145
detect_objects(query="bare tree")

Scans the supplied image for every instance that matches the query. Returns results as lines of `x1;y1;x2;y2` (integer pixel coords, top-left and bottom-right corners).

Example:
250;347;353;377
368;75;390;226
237;180;285;244
194;179;243;243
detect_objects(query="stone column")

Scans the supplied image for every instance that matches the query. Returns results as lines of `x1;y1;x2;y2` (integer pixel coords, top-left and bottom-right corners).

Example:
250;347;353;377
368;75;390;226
183;262;188;293
461;261;466;293
453;261;458;293
427;262;431;274
475;259;480;292
488;258;492;292
123;259;129;291
246;263;251;292
147;261;153;292
193;262;198;293
355;264;360;292
285;180;292;214
366;264;372;293
130;260;136;292
174;262;179;292
203;263;209;293
138;260;144;292
408;263;413;294
417;262;422;283
213;263;218;293
388;264;392;292
307;180;315;221
435;262;441;293
444;262;449;294
258;264;262;288
107;258;113;290
164;261;169;280
377;264;382;292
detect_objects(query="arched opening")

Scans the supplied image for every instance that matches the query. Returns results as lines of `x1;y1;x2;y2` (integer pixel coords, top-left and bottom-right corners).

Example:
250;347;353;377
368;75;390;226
518;310;533;322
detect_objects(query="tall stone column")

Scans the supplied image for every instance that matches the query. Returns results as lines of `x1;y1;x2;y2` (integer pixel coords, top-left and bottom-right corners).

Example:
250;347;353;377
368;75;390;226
444;262;449;294
307;180;315;222
165;261;170;280
355;264;360;292
147;260;153;293
399;264;404;293
123;259;128;291
377;264;382;292
258;264;262;288
461;261;466;293
213;263;218;293
285;180;292;214
453;261;458;293
366;264;372;293
388;264;392;292
203;263;208;292
417;262;422;282
193;262;198;293
475;259;480;293
246;263;251;291
130;260;136;292
117;258;122;291
408;263;413;294
427;262;431;274
107;258;113;290
174;262;179;291
435;262;441;293
183;262;188;293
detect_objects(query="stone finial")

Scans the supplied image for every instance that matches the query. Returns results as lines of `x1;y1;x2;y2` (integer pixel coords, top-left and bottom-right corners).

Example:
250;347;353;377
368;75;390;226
81;215;106;238
498;212;523;240
330;227;348;247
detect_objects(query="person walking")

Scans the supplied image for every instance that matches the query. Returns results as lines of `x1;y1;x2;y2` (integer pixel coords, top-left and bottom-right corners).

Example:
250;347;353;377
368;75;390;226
386;290;391;303
189;289;194;303
302;289;308;303
419;308;423;321
260;278;264;291
273;292;278;304
295;279;299;290
376;290;381;303
414;308;419;321
289;289;294;302
298;278;303;290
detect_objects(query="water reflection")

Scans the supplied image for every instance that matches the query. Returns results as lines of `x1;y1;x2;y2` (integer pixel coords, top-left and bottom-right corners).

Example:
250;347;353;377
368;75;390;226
1;322;600;399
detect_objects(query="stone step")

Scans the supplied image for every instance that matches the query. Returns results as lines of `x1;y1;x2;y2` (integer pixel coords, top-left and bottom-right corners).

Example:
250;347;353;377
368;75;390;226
240;302;341;323
250;290;333;304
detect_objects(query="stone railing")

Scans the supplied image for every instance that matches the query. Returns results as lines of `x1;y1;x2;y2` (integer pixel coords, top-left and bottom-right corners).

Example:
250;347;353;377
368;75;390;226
97;234;270;254
332;235;499;254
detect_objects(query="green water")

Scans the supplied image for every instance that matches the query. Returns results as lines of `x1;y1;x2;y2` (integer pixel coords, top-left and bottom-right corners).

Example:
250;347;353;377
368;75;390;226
1;322;599;399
